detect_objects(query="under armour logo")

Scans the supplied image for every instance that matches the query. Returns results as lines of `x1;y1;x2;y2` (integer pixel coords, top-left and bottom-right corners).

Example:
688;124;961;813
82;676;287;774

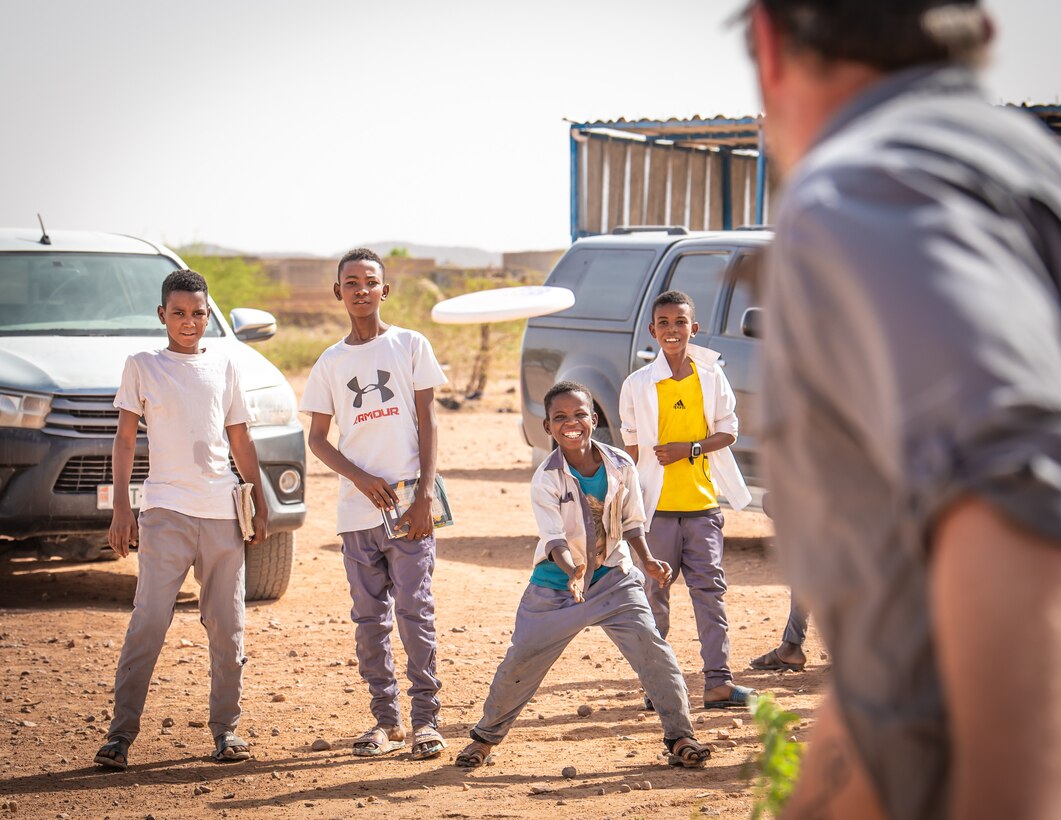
673;399;686;410
348;370;394;409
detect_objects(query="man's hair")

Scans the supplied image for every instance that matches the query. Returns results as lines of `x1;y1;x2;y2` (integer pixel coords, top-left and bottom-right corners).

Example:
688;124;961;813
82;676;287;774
652;290;696;320
161;269;208;306
753;0;990;70
544;380;594;415
337;248;385;282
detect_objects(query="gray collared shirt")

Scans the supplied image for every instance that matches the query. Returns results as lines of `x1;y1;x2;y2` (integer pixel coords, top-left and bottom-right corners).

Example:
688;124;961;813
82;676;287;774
762;65;1061;819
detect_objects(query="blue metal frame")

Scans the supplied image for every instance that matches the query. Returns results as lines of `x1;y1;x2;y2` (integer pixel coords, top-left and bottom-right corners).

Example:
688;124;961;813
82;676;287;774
755;124;767;226
720;149;732;230
570;128;581;242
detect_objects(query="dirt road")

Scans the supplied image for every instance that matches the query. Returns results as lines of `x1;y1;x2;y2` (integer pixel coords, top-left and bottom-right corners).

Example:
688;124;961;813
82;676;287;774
0;381;826;819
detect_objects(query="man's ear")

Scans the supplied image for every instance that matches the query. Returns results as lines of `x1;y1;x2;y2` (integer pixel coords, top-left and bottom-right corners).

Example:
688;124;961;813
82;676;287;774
381;283;390;300
691;320;700;336
648;321;658;341
157;305;165;324
542;417;551;436
591;411;598;429
333;282;342;301
751;2;783;91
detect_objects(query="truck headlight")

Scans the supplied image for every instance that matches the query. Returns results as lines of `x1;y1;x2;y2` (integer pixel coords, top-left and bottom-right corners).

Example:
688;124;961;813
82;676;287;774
246;384;297;428
0;391;51;429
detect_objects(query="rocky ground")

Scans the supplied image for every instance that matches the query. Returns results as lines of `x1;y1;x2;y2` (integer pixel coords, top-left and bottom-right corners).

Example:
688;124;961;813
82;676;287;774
0;379;826;819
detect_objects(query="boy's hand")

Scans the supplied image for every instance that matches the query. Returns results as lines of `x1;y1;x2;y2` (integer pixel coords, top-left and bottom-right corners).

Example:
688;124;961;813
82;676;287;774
644;559;673;587
108;506;138;558
249;507;269;546
352;470;399;511
653;442;694;466
396;494;434;541
568;563;587;603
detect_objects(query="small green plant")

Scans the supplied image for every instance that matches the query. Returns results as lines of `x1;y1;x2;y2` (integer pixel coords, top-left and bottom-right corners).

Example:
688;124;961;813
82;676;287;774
748;694;804;818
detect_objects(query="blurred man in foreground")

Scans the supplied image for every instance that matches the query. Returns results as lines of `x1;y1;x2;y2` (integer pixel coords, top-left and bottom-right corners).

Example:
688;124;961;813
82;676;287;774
746;1;1061;817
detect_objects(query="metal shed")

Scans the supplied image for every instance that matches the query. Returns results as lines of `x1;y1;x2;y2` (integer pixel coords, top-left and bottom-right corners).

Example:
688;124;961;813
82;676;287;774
569;103;1061;242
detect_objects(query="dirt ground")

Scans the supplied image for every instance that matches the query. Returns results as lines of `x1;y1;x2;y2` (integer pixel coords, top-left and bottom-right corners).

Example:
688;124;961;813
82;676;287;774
0;378;827;819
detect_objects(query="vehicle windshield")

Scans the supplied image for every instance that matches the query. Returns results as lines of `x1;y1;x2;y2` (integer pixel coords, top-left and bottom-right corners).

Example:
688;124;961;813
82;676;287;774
0;252;224;336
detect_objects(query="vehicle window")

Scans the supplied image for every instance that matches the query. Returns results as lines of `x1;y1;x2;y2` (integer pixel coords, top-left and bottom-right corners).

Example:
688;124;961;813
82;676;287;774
722;251;763;337
0;253;224;337
664;252;731;322
547;249;656;321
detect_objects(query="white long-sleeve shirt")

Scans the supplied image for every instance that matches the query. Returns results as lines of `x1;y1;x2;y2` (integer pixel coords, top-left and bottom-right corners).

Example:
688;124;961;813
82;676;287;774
619;345;752;530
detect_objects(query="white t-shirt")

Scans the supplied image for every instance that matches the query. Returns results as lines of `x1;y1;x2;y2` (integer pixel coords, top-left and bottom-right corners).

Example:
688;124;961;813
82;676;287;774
299;326;447;534
114;347;251;519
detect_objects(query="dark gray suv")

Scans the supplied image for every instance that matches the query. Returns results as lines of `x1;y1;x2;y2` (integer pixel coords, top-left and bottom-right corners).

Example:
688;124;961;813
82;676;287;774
520;227;769;491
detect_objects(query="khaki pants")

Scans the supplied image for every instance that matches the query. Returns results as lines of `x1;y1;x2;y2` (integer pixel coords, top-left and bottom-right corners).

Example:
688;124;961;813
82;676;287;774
107;508;246;744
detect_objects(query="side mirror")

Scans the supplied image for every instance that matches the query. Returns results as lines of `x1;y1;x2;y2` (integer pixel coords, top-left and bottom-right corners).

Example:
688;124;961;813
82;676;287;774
740;306;763;339
230;307;277;343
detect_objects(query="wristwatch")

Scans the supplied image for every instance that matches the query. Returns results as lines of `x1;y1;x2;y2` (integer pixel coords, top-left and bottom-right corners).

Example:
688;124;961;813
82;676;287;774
690;441;703;459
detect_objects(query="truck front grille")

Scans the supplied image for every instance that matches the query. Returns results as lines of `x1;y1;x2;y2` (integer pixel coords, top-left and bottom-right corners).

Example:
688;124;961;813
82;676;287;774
44;394;146;438
54;455;152;493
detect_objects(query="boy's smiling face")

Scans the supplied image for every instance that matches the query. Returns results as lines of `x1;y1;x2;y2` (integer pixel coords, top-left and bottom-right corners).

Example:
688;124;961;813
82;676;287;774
650;302;698;356
544;390;597;456
157;289;210;354
334;260;388;319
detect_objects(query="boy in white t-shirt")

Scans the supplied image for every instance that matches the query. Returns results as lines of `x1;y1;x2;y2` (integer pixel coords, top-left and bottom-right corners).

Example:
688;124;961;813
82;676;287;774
300;248;449;761
94;269;268;771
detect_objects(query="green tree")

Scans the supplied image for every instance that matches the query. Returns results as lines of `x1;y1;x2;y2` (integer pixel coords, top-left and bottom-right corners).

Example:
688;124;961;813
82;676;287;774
180;252;286;320
387;246;410;258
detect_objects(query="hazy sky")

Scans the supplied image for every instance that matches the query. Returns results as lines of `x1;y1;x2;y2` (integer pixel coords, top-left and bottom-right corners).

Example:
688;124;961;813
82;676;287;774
3;1;1058;255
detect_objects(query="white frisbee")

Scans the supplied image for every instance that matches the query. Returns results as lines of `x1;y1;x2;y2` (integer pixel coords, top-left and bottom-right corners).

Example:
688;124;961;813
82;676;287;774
431;285;575;325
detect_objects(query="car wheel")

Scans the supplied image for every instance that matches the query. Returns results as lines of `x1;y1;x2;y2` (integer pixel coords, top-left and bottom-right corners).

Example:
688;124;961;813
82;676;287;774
245;531;295;601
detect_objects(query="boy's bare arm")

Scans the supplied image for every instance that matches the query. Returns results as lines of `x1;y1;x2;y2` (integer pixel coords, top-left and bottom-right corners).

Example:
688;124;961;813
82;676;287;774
549;544;587;603
227;422;269;546
625;444;639;462
625;535;672;586
396;388;438;540
108;409;141;558
307;412;399;510
653;432;736;465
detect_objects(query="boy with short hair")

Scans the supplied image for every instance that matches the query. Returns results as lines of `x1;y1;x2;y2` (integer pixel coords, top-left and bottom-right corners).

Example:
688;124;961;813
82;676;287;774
95;269;268;770
619;290;755;710
300;248;448;760
455;381;712;769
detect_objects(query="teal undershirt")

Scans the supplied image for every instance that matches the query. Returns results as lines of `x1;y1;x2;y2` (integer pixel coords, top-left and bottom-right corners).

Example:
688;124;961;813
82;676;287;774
530;461;614;590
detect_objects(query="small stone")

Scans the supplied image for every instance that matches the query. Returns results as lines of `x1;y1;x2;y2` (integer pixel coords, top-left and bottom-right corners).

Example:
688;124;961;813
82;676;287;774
529;786;548;795
626;751;636;758
695;715;705;725
462;783;470;792
271;728;280;736
633;782;642;790
310;738;331;751
66;639;76;649
84;714;96;723
288;650;298;658
451;626;466;633
179;638;194;647
642;780;653;790
596;788;606;796
162;717;175;728
820;651;828;660
716;729;730;740
726;740;738;748
271;771;281;780
561;766;577;778
346;658;358;667
731;718;743;729
576;705;592;717
619;784;632;793
271;693;286;702
58;814;70;819
247;728;259;738
636;713;647;722
581;654;591;660
556;800;567;806
223;792;235;799
188;720;206;728
18;720;36;728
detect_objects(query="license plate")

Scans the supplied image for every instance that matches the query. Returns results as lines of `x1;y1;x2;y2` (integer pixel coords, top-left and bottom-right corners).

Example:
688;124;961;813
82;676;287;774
96;484;144;510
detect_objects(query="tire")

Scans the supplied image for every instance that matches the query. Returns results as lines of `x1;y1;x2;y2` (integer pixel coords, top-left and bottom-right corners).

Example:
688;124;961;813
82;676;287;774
245;531;295;601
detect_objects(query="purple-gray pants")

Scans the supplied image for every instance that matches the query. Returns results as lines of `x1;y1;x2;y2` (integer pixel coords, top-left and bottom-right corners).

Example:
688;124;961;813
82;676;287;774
472;567;695;745
645;512;731;689
341;526;440;730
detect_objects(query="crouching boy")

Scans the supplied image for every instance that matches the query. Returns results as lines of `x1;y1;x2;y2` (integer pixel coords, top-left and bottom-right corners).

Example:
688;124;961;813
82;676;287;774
455;381;711;769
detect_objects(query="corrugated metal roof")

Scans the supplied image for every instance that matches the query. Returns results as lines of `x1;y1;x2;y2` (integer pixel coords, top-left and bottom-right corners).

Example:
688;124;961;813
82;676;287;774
571;102;1061;149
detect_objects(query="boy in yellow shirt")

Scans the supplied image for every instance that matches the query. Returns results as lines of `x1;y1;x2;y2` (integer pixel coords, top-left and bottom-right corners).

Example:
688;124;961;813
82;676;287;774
619;291;755;709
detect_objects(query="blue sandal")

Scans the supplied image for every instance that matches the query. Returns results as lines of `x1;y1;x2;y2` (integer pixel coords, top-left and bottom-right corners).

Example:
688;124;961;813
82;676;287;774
703;685;756;710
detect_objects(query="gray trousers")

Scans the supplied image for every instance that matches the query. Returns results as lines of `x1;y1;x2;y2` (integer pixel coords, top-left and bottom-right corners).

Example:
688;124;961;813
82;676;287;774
782;594;810;646
472;567;695;745
341;526;440;730
108;508;246;744
645;512;731;689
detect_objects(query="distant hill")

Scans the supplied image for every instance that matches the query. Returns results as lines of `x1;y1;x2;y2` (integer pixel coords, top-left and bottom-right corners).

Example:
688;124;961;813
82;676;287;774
177;240;502;268
363;241;502;269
